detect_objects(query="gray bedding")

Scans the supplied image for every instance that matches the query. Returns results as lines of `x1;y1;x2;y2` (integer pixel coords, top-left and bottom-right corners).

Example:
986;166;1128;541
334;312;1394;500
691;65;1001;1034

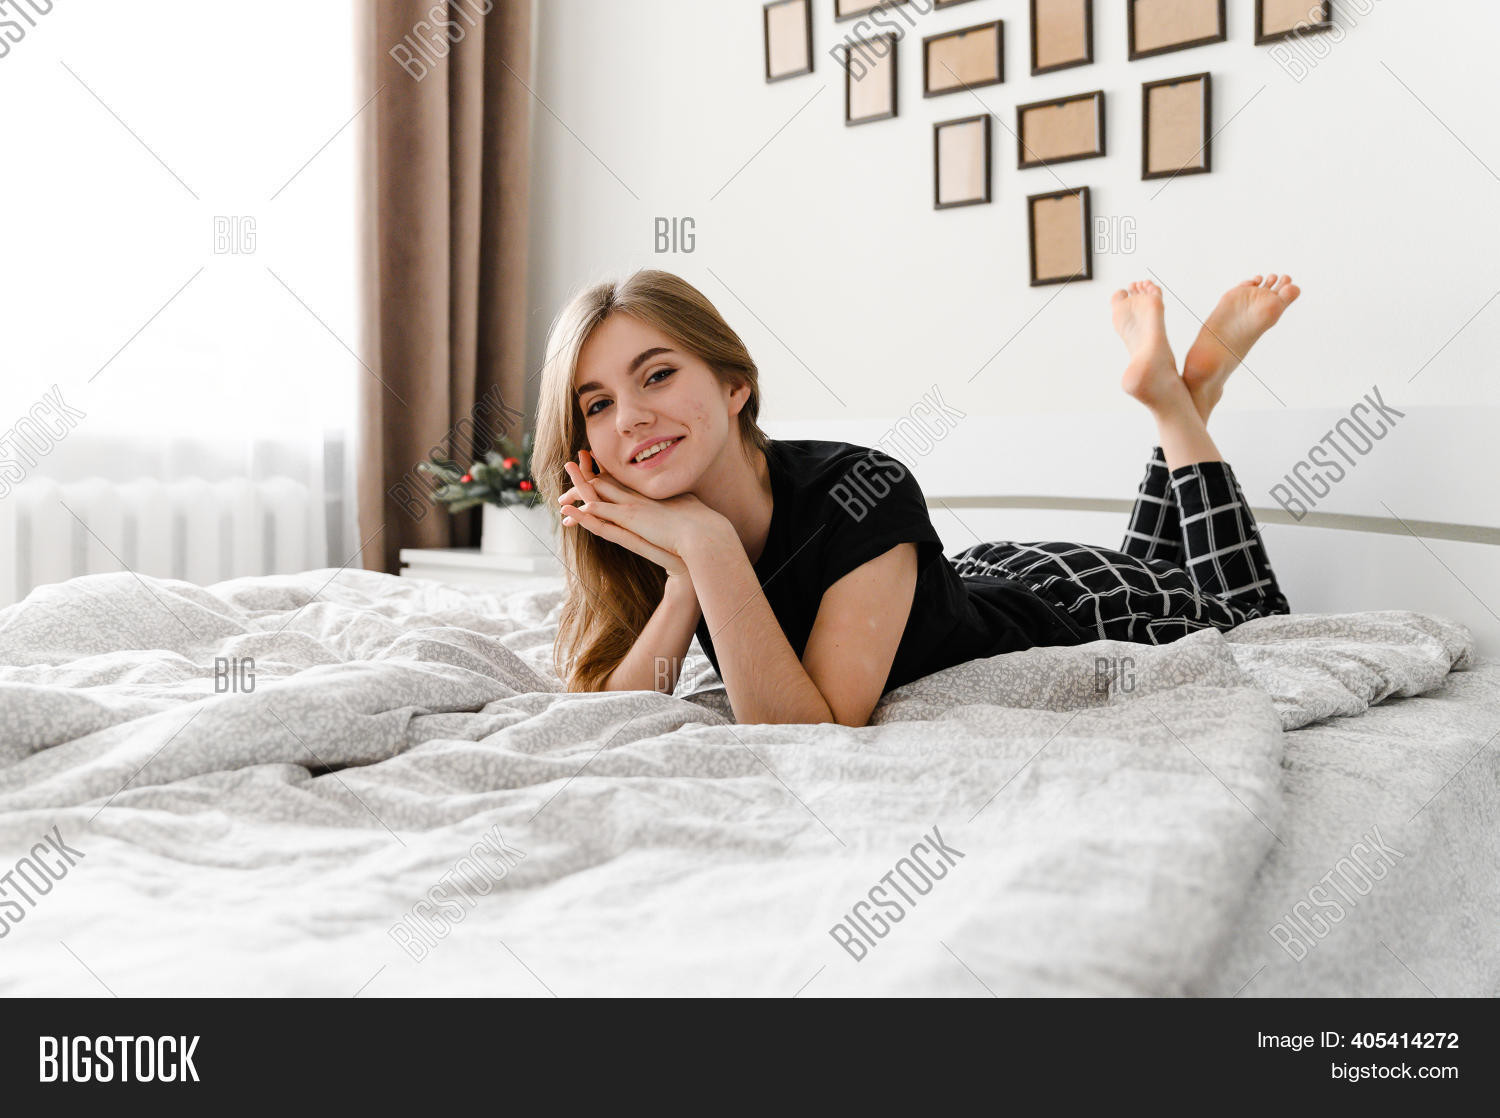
1197;655;1500;998
0;568;1482;996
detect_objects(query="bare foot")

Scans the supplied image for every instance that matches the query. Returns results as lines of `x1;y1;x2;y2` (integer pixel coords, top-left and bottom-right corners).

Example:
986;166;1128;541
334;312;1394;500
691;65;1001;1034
1181;274;1302;419
1112;281;1188;413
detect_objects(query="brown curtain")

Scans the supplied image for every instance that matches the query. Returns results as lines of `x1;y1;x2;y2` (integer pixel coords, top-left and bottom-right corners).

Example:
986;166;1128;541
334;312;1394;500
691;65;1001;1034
357;0;534;574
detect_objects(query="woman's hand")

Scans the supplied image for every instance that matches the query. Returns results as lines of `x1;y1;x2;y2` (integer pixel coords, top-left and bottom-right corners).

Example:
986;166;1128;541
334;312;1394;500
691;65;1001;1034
560;449;724;579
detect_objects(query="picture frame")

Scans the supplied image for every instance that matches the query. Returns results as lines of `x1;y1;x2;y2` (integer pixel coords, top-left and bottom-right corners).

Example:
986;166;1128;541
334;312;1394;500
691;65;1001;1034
1017;90;1106;169
923;20;1004;98
1028;186;1093;286
836;0;909;21
845;33;899;126
1127;0;1227;62
1141;72;1212;181
764;0;813;83
933;114;992;210
1255;0;1334;45
1030;0;1094;76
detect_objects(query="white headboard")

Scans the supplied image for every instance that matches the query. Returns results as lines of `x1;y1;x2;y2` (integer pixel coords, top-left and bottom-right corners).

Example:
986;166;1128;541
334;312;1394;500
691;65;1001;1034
766;405;1500;657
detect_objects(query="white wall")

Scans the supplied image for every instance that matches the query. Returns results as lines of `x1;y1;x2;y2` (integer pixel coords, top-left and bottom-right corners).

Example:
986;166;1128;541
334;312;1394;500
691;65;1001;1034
526;0;1500;430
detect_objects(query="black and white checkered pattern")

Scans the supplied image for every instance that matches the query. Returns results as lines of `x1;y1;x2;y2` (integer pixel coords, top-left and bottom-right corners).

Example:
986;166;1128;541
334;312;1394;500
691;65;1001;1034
951;447;1290;645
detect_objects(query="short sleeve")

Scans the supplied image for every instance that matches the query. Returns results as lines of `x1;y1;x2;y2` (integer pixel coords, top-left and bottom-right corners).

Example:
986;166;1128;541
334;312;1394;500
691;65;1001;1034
813;449;944;597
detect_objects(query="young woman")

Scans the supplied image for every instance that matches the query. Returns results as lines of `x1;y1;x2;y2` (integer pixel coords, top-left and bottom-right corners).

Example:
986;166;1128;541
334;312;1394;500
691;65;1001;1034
534;269;1301;727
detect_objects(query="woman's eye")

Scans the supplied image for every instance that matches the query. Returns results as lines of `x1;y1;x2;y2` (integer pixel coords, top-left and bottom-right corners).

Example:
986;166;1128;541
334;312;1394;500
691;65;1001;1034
584;370;672;417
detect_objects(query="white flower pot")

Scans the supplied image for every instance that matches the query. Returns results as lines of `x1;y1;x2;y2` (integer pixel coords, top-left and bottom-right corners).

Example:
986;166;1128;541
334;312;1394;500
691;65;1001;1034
481;501;557;557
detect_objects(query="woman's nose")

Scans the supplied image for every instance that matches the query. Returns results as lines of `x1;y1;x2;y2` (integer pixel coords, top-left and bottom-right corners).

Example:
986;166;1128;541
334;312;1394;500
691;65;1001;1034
614;396;654;434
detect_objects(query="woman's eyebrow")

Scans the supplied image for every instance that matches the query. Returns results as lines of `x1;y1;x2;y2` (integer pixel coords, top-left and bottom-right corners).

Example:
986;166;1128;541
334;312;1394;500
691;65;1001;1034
575;347;674;397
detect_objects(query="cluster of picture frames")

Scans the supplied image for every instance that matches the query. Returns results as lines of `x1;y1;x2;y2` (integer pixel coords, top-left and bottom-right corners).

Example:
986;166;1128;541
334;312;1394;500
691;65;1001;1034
762;0;1335;285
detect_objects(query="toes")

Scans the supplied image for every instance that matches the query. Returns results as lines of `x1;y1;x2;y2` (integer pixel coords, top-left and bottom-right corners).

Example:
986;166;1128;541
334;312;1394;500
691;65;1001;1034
1279;283;1301;304
1246;275;1263;286
1113;288;1129;302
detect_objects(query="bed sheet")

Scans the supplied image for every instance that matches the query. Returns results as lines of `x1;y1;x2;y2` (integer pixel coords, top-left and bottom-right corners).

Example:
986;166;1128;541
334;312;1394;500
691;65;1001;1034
0;568;1477;996
1194;657;1500;997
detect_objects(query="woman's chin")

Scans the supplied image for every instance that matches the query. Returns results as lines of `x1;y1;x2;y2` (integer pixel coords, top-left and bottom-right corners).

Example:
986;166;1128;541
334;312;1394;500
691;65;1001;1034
628;455;693;493
630;469;690;499
643;480;688;498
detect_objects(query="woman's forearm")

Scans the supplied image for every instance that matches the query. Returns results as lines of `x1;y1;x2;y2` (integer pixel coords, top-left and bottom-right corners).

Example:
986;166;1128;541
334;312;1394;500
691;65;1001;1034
603;574;703;694
680;530;834;725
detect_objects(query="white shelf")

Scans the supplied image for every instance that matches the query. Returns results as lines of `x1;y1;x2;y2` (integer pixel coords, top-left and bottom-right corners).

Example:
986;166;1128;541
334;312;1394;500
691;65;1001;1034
399;547;560;572
399;547;564;593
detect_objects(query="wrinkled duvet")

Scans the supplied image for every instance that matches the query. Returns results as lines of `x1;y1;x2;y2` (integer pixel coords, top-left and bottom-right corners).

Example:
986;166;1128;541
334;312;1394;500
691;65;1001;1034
0;569;1473;996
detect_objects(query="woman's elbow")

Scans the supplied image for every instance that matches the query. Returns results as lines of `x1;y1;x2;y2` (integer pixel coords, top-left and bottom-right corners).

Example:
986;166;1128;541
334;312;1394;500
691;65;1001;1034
823;702;873;729
750;702;854;727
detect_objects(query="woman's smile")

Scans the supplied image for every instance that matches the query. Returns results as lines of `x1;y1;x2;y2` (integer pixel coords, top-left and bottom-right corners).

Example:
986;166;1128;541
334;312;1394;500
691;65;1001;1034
630;435;684;468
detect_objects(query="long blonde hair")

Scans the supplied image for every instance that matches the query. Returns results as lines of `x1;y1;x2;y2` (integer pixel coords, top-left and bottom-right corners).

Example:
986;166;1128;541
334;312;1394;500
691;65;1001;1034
535;269;771;691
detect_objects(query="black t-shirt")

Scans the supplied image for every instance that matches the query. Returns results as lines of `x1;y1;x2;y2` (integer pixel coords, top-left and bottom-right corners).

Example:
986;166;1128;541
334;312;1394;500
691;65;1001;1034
692;438;1090;695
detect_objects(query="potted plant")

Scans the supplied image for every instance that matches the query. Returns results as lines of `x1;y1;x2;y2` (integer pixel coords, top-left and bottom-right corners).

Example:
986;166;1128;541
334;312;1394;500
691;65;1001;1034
416;431;557;557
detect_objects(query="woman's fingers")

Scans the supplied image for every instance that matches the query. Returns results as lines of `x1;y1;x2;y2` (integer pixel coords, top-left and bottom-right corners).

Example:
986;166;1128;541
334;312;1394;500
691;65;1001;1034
558;470;631;511
565;500;633;536
585;477;632;503
564;460;590;496
583;451;633;497
568;498;626;529
579;450;604;495
560;449;678;573
564;506;619;540
571;449;615;505
564;505;677;569
563;462;598;509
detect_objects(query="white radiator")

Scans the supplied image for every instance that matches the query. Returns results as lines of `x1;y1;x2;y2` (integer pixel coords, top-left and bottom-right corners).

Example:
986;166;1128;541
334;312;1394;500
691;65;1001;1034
0;477;326;608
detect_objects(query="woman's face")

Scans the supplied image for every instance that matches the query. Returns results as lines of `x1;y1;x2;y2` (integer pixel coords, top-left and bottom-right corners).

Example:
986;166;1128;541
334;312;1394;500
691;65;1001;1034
573;312;745;495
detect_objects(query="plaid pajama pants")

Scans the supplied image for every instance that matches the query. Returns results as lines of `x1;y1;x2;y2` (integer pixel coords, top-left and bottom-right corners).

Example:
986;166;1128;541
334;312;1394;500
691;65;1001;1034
950;448;1291;645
